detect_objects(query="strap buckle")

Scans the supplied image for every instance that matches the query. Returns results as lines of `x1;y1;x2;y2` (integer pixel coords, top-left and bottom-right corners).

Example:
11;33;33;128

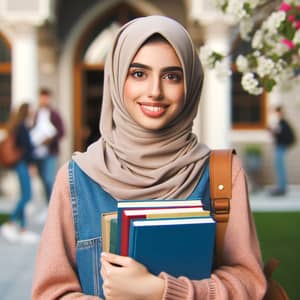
213;198;230;222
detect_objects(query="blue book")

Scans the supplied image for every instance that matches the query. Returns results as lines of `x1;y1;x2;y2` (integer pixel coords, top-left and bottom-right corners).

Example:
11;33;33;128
128;217;216;279
116;199;203;254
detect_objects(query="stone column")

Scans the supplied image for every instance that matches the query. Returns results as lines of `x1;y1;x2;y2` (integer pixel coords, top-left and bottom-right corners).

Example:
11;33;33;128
190;0;232;149
11;24;38;108
201;23;232;149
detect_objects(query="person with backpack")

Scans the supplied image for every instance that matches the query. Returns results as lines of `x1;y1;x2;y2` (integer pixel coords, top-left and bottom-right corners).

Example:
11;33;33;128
32;16;266;299
0;102;39;243
269;105;296;196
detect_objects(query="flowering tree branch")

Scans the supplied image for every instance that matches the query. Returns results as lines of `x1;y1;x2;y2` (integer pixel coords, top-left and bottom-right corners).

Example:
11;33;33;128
200;0;300;95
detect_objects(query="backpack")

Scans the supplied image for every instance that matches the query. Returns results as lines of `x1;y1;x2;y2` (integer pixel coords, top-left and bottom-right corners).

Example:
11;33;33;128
0;131;23;167
210;149;289;300
281;120;296;147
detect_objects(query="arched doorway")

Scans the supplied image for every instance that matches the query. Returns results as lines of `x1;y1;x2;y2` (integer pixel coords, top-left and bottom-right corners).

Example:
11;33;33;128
74;3;144;151
0;32;12;125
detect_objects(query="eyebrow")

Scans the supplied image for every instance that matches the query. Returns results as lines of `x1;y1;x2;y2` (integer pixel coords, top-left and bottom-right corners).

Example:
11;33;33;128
129;63;183;73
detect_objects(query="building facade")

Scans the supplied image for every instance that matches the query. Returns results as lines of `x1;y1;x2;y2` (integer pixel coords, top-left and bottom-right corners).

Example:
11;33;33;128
0;0;299;185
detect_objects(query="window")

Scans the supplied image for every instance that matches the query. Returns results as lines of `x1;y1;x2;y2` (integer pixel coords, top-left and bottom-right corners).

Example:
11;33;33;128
232;71;266;129
231;40;266;129
0;32;12;125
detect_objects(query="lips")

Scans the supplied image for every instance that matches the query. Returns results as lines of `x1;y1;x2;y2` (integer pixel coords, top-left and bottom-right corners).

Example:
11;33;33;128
139;103;168;118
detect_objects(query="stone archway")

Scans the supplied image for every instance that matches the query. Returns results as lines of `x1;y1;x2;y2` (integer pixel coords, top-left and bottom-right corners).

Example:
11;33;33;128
73;2;146;151
58;0;164;158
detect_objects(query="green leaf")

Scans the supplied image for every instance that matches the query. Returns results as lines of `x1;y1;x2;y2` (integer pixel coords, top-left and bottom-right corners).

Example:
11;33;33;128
246;54;258;68
278;20;296;40
262;78;276;92
243;3;252;15
222;2;228;12
212;52;224;61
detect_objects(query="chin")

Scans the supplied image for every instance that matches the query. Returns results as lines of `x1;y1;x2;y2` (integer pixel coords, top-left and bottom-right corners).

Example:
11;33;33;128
139;123;166;131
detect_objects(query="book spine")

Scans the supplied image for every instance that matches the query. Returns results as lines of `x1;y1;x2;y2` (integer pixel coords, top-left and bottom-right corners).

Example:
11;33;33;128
109;217;118;254
121;213;146;256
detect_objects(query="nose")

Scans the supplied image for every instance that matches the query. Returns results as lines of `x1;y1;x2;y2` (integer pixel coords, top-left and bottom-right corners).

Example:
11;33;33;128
148;75;163;100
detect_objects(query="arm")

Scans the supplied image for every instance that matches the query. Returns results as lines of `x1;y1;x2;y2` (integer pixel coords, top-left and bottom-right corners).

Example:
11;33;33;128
50;109;65;141
31;163;101;300
159;155;267;299
100;156;266;300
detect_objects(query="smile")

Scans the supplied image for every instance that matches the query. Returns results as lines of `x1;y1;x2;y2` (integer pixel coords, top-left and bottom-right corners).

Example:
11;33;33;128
139;103;167;118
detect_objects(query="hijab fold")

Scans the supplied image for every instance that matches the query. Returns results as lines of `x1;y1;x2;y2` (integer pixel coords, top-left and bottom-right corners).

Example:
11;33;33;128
73;15;210;200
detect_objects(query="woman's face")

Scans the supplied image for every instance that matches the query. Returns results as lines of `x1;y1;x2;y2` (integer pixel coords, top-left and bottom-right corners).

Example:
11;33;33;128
123;40;185;130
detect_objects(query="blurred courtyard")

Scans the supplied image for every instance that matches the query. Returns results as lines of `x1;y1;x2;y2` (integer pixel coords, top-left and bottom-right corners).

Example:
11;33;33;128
0;171;299;299
1;1;300;299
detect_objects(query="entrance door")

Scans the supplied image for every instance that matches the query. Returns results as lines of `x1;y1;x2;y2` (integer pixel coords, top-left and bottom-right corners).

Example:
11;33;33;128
82;67;104;149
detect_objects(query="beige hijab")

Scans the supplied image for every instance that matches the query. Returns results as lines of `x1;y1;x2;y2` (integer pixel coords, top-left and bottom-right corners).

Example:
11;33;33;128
73;15;210;200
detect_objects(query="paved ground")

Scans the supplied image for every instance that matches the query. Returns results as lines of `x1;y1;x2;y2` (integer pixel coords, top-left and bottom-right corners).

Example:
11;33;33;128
0;172;299;300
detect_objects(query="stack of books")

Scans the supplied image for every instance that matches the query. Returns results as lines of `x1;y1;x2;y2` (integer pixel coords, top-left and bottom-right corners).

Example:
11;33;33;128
101;199;216;279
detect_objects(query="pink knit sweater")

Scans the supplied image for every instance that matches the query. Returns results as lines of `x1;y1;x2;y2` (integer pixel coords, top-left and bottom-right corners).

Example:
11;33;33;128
31;156;266;299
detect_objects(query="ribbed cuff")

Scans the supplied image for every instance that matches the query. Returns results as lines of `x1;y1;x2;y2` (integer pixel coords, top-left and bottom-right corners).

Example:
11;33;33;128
159;272;190;300
208;278;217;300
159;272;215;300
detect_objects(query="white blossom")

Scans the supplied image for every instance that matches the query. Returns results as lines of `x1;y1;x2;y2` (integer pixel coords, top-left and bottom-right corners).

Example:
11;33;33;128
293;30;300;45
256;56;275;77
226;0;248;22
240;17;254;40
199;45;215;68
252;29;264;49
262;11;286;34
269;40;290;56
207;0;300;94
236;55;249;72
215;60;232;79
241;72;263;95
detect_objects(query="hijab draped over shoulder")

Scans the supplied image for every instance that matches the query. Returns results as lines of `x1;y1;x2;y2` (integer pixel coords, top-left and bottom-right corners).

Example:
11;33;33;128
73;15;210;200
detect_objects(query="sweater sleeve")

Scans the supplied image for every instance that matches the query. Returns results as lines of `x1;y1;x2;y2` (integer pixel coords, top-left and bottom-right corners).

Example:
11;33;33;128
159;155;267;300
31;163;101;300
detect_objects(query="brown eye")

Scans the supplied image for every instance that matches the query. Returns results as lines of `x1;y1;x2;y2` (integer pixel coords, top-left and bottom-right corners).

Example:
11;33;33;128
163;72;182;82
131;70;145;78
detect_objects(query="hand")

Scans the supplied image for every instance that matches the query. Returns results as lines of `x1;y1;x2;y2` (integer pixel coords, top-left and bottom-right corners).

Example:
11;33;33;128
42;137;53;145
29;164;37;176
100;252;164;300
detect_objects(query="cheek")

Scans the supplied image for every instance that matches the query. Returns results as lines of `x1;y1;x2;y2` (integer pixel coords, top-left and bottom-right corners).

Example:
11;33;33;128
169;86;185;107
123;81;132;102
123;79;144;103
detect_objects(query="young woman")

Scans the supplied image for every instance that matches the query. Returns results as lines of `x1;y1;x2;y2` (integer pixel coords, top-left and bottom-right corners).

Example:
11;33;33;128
1;103;39;243
32;16;266;299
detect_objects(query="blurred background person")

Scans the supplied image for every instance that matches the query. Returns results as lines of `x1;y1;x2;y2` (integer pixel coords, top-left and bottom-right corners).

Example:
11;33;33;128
0;102;39;243
269;105;296;196
30;88;65;222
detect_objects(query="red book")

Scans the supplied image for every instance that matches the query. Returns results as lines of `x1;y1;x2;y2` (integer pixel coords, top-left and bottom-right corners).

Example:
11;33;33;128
120;206;209;256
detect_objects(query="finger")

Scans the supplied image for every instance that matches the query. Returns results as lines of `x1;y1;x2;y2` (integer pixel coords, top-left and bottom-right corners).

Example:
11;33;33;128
101;252;131;267
101;259;112;279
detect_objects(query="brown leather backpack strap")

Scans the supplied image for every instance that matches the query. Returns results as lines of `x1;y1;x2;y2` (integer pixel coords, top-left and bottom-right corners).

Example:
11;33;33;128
210;149;235;266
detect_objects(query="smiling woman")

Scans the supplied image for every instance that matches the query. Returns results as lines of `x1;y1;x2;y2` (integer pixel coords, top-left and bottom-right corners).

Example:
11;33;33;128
32;15;266;300
124;35;184;130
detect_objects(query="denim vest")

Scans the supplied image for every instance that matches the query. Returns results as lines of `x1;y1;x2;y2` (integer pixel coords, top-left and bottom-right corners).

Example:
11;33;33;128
68;160;211;298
